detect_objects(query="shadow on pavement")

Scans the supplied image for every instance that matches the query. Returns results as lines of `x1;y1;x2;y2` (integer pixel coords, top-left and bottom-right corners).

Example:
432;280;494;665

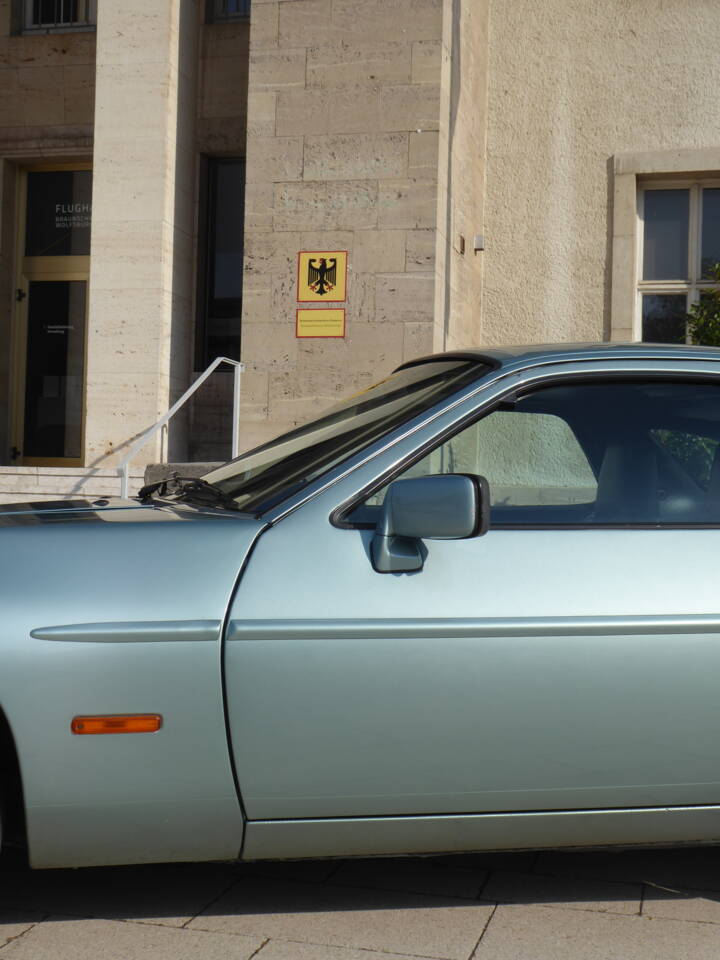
0;846;719;925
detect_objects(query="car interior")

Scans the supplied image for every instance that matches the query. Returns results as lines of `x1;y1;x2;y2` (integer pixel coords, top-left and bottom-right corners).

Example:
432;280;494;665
349;380;720;528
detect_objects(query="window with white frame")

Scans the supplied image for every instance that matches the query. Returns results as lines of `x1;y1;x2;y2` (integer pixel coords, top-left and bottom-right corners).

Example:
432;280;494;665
22;0;96;33
638;181;720;342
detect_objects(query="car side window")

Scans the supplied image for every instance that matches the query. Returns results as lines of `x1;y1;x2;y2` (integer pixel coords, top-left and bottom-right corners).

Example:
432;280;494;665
347;380;720;527
360;404;595;525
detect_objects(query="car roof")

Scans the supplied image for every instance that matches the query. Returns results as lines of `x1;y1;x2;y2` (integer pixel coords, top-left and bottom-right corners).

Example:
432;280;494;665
398;341;720;374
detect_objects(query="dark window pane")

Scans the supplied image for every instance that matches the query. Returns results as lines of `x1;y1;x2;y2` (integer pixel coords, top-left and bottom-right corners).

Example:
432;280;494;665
349;381;720;527
701;188;720;279
196;158;245;367
33;0;81;25
25;170;92;256
651;429;719;490
642;293;687;343
24;280;86;459
213;161;244;301
642;189;689;280
207;360;488;514
206;0;251;21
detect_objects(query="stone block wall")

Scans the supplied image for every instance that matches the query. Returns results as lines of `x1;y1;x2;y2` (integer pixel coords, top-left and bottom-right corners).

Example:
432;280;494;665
85;0;199;469
241;0;444;449
0;0;95;464
482;0;720;346
434;0;488;352
198;19;250;155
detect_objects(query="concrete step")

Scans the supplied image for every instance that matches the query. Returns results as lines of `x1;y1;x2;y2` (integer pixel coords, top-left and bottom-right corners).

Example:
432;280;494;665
0;466;144;505
143;462;223;485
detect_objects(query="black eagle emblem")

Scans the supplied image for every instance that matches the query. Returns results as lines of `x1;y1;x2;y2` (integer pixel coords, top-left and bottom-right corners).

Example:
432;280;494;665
307;257;337;296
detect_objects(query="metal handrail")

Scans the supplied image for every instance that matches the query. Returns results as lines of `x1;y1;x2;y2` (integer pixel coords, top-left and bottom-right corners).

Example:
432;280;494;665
118;357;244;499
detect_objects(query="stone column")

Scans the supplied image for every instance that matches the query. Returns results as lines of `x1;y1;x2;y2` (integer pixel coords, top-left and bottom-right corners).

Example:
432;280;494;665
434;0;490;352
85;0;198;468
241;0;444;449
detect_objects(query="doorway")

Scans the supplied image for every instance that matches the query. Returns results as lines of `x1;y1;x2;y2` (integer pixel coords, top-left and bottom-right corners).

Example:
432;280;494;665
11;164;91;466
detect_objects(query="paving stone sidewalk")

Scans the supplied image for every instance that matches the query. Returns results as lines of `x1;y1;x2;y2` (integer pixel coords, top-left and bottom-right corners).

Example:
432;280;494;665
2;846;720;958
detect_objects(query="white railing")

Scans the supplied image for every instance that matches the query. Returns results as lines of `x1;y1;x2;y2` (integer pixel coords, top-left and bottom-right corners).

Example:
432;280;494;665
118;357;244;499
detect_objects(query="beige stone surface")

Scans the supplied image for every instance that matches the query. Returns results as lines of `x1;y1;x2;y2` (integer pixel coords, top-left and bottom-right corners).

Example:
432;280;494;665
434;0;489;353
409;131;439;178
304;132;408;181
85;2;198;467
643;888;720;925
249;48;306;91
379;83;441;132
278;0;334;48
189;876;493;959
276;88;332;136
331;0;443;43
353;230;406;275
197;114;247;154
201;20;250;60
251;1;279;49
403;319;434;360
482;0;720;347
62;64;95;125
0;918;264;959
242;0;444;440
246;136;303;182
200;49;250;119
378;179;437;229
245;90;277;138
475;902;720;959
244;180;275;232
273;180;379;231
306;41;412;89
255;944;420;960
412;39;442;84
1;32;95;69
376;273;434;324
406;229;436;272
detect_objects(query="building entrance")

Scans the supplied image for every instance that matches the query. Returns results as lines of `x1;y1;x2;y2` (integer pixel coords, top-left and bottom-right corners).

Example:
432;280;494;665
11;165;91;466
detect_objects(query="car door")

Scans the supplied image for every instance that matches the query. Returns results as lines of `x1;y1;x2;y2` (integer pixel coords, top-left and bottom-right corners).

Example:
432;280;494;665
225;365;720;829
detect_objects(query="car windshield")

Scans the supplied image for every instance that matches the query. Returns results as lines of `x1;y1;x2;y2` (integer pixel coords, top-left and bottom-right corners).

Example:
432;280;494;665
205;359;489;514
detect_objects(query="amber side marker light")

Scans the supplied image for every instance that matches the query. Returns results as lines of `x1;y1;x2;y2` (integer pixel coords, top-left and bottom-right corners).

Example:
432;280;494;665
71;714;163;735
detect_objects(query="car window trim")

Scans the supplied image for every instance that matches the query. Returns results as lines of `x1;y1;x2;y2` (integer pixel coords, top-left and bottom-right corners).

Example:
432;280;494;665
332;369;720;532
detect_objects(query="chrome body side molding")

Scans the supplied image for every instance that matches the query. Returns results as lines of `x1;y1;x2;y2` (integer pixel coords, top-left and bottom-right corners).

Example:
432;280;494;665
242;806;720;861
31;620;221;643
228;614;720;643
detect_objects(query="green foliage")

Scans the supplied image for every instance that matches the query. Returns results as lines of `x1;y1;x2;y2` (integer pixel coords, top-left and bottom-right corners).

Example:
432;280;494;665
687;262;720;346
652;428;718;489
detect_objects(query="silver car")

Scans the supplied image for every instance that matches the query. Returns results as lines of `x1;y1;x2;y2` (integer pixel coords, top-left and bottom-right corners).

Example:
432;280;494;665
3;341;720;869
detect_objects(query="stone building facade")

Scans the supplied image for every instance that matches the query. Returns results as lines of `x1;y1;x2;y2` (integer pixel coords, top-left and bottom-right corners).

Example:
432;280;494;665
0;0;718;499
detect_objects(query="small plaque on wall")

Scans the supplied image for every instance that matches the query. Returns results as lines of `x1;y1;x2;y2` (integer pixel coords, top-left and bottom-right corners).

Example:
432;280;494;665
296;308;346;339
297;251;347;302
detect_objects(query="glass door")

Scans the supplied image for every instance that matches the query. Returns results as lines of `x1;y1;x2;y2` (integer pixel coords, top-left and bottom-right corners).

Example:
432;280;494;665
21;279;87;462
12;165;91;466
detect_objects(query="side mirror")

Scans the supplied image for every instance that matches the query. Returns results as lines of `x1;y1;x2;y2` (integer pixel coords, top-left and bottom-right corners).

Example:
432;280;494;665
371;474;489;573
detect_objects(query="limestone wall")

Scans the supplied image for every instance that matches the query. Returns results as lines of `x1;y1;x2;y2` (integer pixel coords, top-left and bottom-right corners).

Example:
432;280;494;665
241;0;444;449
482;0;720;346
434;0;489;353
85;0;199;468
198;18;250;155
0;1;95;464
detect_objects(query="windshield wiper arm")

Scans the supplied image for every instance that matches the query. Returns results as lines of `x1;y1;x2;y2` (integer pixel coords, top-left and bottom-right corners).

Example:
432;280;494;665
138;474;238;510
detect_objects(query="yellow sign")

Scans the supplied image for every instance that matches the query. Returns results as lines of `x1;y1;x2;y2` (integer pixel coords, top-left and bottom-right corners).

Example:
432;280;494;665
296;308;346;339
297;250;347;302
